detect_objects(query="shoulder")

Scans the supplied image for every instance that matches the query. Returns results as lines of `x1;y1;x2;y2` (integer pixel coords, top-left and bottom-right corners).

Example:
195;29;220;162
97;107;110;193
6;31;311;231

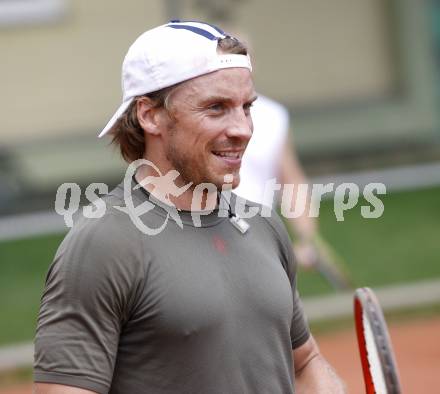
252;95;290;125
231;193;295;273
249;94;291;146
65;181;154;253
53;187;148;285
261;211;295;272
66;203;141;257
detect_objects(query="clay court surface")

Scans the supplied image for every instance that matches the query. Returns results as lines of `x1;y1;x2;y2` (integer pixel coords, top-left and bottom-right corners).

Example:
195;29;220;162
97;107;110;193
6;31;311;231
318;316;440;393
1;316;438;394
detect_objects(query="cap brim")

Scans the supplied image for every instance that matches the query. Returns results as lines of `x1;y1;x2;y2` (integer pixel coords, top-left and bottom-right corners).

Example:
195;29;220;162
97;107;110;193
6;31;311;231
98;99;133;138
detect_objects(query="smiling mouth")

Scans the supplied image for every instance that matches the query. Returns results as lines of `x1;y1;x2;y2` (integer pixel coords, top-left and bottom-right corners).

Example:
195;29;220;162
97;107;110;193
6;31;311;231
212;151;243;159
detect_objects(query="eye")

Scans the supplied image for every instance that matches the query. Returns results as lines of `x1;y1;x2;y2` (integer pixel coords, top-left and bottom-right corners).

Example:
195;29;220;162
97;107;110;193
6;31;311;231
207;103;224;112
243;102;254;114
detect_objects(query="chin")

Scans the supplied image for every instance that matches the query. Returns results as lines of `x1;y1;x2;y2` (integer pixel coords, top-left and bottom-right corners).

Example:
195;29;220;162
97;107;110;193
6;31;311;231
226;173;240;190
231;177;240;189
203;169;240;191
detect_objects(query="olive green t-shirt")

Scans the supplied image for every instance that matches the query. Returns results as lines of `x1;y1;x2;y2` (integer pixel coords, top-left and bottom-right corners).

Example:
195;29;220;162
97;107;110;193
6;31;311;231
34;181;310;394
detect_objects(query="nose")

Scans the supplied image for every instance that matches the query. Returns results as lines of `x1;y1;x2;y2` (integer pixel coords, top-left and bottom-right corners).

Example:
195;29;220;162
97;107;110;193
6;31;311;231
225;107;253;142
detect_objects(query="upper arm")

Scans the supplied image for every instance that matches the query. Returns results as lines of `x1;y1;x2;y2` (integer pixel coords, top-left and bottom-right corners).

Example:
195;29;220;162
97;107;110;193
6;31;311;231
292;335;347;393
279;133;308;185
293;334;320;374
34;214;145;392
262;213;311;348
34;383;98;394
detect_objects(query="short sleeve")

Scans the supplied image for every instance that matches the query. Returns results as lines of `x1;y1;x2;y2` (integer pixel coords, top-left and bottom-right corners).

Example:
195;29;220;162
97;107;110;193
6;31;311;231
34;212;145;393
289;276;310;349
262;211;310;349
282;237;310;349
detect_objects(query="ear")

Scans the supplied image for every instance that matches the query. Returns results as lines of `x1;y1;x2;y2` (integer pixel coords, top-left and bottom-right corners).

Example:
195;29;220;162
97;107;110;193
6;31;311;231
136;98;164;136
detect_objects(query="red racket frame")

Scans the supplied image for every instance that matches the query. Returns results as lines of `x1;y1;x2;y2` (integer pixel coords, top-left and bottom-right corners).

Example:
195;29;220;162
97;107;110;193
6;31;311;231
354;287;402;394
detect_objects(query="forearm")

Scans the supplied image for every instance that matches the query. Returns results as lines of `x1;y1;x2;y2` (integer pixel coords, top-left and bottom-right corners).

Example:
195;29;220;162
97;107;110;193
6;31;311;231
295;354;346;394
286;215;317;242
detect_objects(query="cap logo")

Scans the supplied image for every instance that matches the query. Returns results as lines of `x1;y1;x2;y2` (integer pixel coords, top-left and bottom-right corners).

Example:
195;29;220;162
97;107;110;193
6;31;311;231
167;21;224;41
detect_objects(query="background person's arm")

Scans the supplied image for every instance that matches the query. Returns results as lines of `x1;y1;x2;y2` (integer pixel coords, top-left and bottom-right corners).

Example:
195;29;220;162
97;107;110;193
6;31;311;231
293;335;346;394
279;135;317;243
278;135;319;269
34;383;98;394
279;137;353;290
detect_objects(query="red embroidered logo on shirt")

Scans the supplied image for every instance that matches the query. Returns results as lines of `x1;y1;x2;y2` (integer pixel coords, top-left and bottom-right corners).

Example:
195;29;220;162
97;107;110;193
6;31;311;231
213;235;227;254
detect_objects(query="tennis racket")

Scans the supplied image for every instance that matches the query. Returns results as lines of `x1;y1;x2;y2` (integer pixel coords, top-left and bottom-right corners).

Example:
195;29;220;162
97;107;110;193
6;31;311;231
354;287;402;394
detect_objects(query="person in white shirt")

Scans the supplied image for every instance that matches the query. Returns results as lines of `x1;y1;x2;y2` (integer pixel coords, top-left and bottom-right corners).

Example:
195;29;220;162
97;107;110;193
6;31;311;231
235;95;352;289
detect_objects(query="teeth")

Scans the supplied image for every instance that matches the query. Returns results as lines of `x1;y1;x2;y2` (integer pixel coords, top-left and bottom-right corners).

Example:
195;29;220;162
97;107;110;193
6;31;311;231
214;151;240;158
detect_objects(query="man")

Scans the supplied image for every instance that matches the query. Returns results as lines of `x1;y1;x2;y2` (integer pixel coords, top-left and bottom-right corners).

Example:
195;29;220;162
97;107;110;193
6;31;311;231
34;21;345;393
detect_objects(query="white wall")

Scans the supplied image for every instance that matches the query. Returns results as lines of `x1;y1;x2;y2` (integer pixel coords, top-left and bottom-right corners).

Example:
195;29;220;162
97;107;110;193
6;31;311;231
181;0;396;105
0;0;164;143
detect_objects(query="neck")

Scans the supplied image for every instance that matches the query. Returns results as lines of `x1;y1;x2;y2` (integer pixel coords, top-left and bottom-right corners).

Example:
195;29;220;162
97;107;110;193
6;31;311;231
135;164;218;211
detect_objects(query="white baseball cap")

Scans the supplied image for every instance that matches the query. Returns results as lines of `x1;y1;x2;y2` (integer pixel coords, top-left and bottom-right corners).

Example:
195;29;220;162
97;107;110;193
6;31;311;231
99;20;252;137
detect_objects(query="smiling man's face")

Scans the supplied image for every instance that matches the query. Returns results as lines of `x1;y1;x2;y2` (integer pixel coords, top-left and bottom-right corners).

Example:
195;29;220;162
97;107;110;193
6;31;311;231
160;67;256;189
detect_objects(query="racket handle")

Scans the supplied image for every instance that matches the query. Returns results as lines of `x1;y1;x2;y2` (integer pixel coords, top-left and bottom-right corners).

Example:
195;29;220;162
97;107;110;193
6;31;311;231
311;234;354;290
